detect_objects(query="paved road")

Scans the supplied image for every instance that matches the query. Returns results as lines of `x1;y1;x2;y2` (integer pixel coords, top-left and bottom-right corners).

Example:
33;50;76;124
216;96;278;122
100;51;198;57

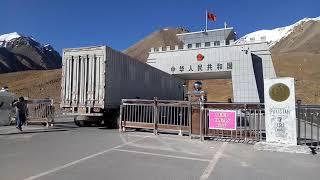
0;121;319;180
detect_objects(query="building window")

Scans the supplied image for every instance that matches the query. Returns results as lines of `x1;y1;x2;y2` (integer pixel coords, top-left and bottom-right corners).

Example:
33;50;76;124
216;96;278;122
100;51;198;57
187;44;192;49
196;43;201;48
226;40;230;45
205;42;210;47
214;41;220;46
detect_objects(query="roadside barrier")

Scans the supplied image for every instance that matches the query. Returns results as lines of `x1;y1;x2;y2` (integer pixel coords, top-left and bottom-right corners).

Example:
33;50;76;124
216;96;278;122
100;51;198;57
296;102;320;146
202;103;265;144
120;98;319;147
26;99;55;127
120;98;190;135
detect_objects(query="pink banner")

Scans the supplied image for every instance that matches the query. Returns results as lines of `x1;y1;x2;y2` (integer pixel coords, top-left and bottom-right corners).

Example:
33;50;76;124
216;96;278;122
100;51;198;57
209;110;236;130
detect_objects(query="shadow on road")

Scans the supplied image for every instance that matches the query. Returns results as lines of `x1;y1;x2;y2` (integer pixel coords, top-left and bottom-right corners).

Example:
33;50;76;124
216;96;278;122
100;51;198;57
0;128;69;136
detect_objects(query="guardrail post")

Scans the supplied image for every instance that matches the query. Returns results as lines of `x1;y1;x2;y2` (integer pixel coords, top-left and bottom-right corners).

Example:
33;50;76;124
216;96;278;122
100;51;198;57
200;96;204;141
153;97;158;135
119;104;123;132
297;99;302;145
188;102;192;138
178;107;183;136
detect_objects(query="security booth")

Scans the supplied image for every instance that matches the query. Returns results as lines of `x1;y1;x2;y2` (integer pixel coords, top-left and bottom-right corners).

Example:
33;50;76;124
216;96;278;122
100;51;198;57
186;81;207;139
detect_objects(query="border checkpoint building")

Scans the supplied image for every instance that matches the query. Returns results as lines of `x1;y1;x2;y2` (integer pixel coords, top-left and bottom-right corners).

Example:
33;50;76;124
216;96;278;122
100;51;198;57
147;27;276;103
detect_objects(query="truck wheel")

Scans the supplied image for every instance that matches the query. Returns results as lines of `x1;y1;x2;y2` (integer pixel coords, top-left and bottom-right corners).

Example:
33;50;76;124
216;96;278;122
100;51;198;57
74;119;85;127
94;120;102;127
74;116;88;127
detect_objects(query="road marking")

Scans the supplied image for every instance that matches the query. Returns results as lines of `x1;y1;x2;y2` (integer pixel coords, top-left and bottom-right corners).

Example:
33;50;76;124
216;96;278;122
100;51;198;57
23;136;150;180
119;133;128;143
114;148;210;162
120;133;206;156
200;142;228;180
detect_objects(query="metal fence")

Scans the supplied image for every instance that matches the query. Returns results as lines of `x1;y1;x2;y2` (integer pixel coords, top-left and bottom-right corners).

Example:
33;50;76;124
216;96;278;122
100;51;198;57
297;102;320;146
120;98;320;147
120;99;190;135
26;99;55;127
201;103;265;144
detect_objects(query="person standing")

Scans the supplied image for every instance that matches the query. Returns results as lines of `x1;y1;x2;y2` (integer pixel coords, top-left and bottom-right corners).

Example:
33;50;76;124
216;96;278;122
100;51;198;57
12;97;27;131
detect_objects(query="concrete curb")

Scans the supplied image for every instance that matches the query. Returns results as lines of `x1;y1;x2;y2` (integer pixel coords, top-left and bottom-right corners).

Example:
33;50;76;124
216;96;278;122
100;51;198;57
254;142;313;154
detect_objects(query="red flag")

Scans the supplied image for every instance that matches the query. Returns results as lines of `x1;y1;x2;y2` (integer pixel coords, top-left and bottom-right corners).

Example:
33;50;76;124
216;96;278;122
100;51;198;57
207;12;217;22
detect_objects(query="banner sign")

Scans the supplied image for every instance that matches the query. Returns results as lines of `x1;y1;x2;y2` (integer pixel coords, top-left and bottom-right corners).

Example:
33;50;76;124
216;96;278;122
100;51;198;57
209;110;236;130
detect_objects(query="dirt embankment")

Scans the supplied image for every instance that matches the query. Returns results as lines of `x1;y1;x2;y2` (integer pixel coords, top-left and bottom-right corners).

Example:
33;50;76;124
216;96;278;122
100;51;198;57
0;69;61;107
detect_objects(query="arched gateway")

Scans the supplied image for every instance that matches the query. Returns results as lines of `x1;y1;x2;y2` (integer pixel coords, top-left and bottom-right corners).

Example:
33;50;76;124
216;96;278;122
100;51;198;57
147;27;276;103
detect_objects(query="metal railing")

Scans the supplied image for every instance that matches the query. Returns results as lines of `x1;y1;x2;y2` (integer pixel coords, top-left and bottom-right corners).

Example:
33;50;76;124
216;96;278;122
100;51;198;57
120;98;319;147
296;102;320;146
201;103;265;143
120;98;190;135
26;99;55;127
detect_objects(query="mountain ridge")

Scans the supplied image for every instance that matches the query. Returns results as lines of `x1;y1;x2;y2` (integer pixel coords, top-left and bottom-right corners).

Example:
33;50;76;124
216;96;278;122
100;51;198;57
236;16;320;47
0;32;61;73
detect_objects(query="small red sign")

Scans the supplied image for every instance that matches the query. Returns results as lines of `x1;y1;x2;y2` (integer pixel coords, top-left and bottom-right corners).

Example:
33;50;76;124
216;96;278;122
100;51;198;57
197;54;204;61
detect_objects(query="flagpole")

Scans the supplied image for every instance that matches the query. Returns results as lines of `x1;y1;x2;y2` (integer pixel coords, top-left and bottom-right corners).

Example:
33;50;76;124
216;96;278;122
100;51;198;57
205;10;208;32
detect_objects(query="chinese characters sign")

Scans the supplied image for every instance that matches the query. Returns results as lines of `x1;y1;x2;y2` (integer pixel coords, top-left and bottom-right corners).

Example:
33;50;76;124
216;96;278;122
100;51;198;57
209;110;236;130
170;62;232;73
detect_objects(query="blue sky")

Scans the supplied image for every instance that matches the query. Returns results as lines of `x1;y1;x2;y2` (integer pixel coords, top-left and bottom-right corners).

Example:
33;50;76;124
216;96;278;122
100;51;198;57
1;0;319;53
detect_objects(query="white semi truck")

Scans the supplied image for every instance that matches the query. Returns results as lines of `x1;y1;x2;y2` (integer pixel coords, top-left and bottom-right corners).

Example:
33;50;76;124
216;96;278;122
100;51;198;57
60;45;185;127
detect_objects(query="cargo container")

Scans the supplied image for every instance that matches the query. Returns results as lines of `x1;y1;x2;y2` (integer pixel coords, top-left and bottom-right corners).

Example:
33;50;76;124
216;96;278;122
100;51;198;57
61;45;185;126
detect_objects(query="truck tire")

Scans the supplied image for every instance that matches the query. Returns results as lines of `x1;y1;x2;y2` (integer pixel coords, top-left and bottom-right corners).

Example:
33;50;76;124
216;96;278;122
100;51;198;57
94;120;102;127
74;119;85;127
74;116;89;127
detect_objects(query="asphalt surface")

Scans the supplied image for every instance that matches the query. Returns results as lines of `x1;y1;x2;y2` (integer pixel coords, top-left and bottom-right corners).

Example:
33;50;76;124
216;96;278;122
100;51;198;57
0;120;319;180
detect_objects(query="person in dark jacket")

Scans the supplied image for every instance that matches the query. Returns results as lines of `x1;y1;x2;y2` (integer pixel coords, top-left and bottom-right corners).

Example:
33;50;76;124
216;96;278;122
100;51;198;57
12;97;27;131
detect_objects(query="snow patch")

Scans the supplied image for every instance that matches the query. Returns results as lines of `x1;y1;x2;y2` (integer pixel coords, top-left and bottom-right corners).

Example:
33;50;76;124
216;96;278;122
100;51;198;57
0;32;54;53
0;32;21;47
236;16;320;48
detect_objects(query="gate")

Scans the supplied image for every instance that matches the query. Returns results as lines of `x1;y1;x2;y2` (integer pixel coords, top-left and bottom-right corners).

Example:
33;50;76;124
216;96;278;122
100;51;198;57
296;102;320;146
120;99;190;135
120;98;319;146
202;103;265;144
26;99;55;127
10;99;55;127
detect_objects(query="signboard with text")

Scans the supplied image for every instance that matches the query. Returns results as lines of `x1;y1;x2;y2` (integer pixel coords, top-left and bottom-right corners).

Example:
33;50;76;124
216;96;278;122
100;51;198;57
170;62;233;74
209;110;236;130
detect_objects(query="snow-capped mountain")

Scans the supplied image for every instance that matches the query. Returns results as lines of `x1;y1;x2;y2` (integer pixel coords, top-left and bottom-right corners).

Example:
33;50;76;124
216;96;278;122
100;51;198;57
236;16;320;47
0;32;61;73
0;32;21;47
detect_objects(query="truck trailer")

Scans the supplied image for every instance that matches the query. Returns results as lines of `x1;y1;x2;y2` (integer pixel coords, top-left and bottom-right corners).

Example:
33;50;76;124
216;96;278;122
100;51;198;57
60;45;185;127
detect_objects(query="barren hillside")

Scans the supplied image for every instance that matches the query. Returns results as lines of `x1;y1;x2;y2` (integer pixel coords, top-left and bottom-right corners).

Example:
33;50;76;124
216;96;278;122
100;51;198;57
271;20;320;104
123;28;187;62
0;69;61;107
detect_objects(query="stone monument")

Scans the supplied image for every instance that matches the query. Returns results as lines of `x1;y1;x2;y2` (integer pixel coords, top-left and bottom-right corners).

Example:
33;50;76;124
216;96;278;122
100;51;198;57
264;77;297;145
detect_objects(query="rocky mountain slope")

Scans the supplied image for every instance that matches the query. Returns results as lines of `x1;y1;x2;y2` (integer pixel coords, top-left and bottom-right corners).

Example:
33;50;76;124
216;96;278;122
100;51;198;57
123;28;188;62
270;19;320;103
0;32;61;73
